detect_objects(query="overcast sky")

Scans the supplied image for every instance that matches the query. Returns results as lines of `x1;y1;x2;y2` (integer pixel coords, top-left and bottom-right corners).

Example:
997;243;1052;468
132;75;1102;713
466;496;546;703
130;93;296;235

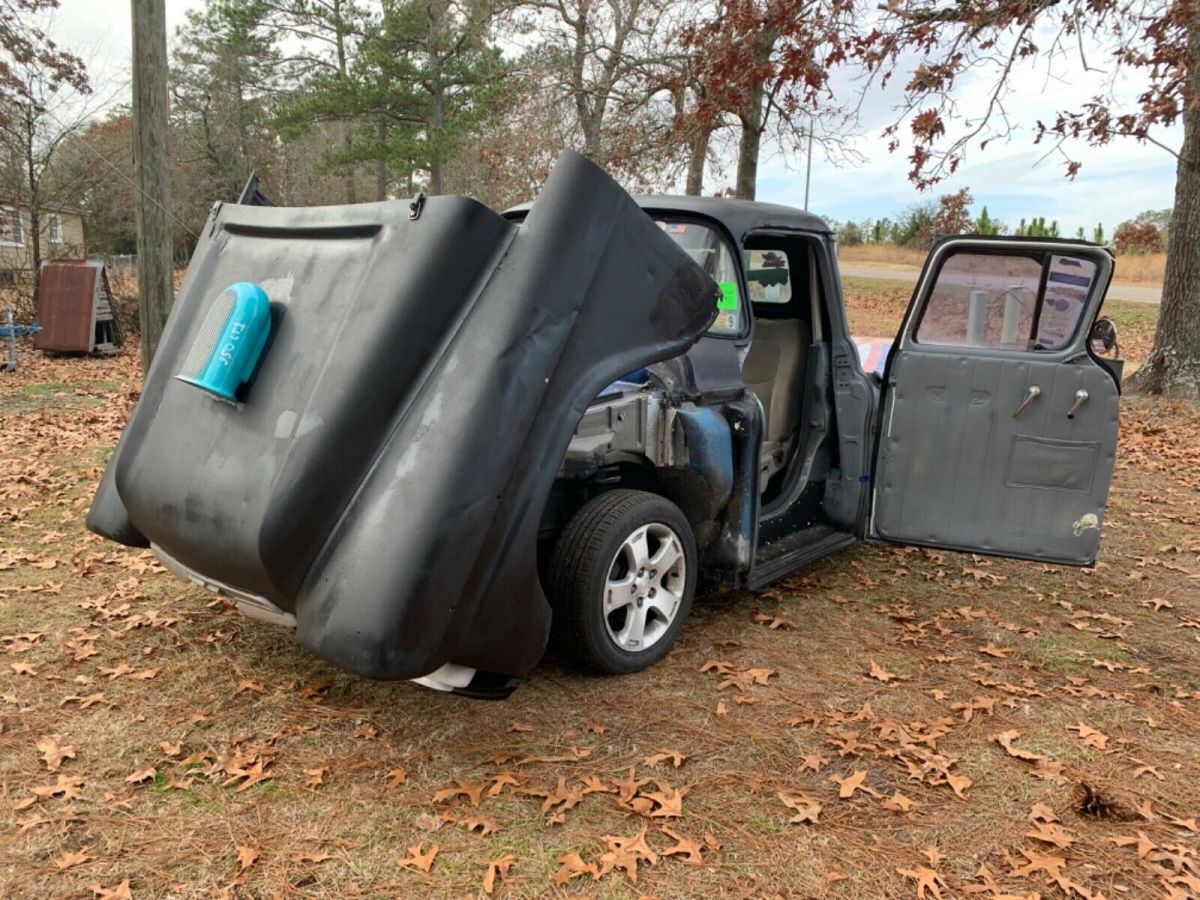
52;0;1179;235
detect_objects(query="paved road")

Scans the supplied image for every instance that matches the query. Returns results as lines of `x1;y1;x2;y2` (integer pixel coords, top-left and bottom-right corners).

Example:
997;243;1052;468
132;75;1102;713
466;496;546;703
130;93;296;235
840;262;1162;305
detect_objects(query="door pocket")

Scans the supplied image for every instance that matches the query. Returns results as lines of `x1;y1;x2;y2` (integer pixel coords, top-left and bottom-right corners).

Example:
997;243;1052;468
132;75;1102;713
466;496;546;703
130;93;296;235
1005;434;1100;493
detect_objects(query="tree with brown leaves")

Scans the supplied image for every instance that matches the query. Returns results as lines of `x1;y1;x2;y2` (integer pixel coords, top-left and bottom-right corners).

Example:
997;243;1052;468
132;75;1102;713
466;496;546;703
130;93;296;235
682;0;859;199
861;0;1200;398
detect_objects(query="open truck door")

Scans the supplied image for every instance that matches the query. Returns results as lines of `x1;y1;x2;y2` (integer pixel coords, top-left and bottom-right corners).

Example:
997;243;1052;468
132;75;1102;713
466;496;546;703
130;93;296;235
871;237;1119;565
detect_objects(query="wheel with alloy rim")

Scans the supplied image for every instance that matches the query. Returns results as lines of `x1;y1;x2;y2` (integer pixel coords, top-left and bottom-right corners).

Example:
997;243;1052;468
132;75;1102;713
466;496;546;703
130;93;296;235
548;489;697;674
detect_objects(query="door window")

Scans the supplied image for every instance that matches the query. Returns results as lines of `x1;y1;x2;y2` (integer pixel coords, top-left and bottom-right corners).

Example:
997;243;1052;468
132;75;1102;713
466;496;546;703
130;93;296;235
915;250;1097;351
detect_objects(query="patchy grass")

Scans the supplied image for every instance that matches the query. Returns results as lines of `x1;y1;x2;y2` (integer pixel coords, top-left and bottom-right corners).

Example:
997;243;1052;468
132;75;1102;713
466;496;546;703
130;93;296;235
0;288;1198;899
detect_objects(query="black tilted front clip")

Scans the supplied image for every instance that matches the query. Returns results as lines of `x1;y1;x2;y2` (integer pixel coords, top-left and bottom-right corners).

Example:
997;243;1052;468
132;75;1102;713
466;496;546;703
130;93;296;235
409;192;426;221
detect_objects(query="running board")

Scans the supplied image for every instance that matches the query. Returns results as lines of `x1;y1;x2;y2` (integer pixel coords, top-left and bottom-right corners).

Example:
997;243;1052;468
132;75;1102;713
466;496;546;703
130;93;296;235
747;527;856;591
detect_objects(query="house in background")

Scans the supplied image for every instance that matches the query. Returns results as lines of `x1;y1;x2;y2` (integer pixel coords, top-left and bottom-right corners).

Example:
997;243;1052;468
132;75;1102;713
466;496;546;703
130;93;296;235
0;200;86;283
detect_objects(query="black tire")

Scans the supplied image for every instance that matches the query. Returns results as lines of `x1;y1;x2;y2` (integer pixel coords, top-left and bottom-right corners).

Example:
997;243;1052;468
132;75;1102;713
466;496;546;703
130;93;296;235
548;489;697;674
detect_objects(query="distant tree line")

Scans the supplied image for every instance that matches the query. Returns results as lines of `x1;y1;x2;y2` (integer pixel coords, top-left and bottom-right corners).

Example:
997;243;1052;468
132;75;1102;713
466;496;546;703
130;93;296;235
828;188;1170;257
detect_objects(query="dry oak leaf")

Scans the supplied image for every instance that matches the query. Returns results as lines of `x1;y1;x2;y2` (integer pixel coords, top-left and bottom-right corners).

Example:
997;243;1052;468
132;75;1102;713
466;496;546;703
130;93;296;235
235;845;260;873
1006;848;1067;880
89;881;132;900
598;825;659;883
54;847;92;870
994;730;1045;763
537;776;585;814
800;753;828;773
1026;819;1076;850
487;773;522;796
1111;832;1155;859
882;792;920;813
36;735;76;771
753;612;797;630
832;770;882;800
384;767;407;791
483;855;516;894
779;792;822;825
27;774;86;805
159;741;182;757
717;666;777;692
1029;802;1059;824
660;827;706;865
432;779;484;807
642;781;688;818
978;643;1014;658
398;843;440;873
236;679;266;695
897;865;947;899
643;749;686;768
455;813;502;836
578;774;611;796
553;851;600;885
1067;722;1109;751
869;660;906;683
611;769;651;803
304;766;329;790
1166;816;1199;833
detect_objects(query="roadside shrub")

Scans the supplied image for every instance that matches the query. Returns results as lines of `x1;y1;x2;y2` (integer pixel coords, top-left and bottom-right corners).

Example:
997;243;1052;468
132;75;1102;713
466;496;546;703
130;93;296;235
838;221;864;246
1113;220;1164;255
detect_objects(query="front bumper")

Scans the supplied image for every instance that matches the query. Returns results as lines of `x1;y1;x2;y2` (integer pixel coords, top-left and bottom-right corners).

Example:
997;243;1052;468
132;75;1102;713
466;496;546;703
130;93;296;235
152;544;517;698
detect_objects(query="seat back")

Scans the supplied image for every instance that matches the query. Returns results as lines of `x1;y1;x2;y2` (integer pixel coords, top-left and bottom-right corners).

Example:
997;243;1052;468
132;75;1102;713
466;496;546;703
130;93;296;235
743;318;810;444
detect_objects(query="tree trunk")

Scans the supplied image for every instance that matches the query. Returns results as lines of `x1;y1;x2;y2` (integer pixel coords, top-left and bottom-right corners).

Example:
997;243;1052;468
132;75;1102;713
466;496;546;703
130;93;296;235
334;0;357;205
427;70;445;195
685;125;710;196
1129;24;1200;399
376;119;388;201
342;120;357;204
131;0;174;373
735;88;763;200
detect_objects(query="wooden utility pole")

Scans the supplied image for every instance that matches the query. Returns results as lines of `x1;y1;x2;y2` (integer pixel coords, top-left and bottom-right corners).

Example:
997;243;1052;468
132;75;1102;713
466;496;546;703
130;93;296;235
131;0;173;375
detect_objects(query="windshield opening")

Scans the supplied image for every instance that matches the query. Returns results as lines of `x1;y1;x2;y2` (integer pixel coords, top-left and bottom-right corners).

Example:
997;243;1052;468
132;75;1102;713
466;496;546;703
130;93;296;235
656;219;743;335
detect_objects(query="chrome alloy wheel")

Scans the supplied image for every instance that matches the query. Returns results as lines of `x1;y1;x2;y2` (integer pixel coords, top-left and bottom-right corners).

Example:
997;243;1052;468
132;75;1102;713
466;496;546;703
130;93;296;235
603;522;687;652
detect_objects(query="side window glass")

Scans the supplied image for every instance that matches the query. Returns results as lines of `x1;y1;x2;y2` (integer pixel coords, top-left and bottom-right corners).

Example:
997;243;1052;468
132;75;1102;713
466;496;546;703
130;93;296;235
745;249;791;304
658;220;743;335
915;251;1096;351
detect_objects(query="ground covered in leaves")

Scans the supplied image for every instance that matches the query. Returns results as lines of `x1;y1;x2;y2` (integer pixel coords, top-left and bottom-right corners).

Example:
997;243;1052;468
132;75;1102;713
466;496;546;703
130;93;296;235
1;285;1197;898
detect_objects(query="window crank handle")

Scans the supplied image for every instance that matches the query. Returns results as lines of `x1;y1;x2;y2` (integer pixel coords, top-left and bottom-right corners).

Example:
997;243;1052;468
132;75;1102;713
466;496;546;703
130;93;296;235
1067;389;1089;419
1012;385;1041;418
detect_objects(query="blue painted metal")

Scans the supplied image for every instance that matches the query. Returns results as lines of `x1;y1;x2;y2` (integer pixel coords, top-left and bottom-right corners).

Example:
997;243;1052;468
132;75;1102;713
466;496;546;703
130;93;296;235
176;282;271;401
3;308;42;372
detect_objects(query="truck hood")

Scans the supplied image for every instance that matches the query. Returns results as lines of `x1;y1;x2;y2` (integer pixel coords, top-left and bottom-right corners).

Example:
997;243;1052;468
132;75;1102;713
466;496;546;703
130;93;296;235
87;150;719;683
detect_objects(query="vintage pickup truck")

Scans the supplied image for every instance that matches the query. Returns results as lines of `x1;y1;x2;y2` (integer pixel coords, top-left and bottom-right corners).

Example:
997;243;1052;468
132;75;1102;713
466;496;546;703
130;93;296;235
88;150;1121;698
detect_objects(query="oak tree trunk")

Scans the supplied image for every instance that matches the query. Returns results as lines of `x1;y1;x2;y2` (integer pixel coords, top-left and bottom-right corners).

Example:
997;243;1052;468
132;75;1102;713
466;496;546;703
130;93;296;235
735;84;763;200
686;125;710;196
1129;22;1200;399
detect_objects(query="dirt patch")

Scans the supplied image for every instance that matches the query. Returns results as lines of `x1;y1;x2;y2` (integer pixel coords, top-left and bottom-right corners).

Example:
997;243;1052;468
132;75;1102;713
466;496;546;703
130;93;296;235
1;296;1197;898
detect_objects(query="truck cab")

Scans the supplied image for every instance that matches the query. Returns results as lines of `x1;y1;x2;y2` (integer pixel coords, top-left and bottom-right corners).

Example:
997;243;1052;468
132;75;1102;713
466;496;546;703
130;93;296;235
511;197;1121;677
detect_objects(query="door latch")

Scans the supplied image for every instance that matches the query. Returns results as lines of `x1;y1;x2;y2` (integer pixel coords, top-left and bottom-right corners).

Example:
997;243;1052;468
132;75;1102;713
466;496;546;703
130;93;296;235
1066;389;1089;419
1012;385;1041;419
